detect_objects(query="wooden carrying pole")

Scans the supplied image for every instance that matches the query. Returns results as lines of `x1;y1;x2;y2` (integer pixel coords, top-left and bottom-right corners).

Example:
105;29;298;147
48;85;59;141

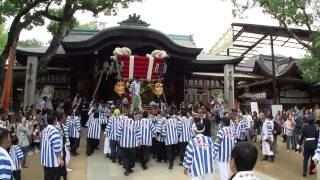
92;69;106;99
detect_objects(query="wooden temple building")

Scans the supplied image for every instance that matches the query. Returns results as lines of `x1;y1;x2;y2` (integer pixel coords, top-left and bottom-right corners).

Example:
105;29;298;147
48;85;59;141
236;55;320;109
14;14;242;109
210;23;320;109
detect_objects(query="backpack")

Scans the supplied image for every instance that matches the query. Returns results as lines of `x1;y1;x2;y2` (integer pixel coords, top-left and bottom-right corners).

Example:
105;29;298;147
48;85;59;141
273;121;282;135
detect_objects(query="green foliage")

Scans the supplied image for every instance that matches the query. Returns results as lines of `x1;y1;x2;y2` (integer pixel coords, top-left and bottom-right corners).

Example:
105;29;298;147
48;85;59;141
0;24;8;54
75;21;107;30
297;56;320;83
47;17;79;35
18;38;44;48
232;0;320;83
68;0;142;16
0;0;56;30
231;0;319;48
297;34;320;83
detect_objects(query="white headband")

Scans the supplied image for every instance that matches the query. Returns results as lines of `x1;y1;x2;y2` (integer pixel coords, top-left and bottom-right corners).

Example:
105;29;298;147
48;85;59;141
192;124;205;133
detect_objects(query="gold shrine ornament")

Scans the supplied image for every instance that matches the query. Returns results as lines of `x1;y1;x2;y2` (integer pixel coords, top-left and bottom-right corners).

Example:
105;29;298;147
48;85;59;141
114;81;125;96
153;82;163;98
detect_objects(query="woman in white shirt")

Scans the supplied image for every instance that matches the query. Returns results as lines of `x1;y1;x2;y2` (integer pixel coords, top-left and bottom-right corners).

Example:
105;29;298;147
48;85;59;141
284;114;295;152
16;116;30;168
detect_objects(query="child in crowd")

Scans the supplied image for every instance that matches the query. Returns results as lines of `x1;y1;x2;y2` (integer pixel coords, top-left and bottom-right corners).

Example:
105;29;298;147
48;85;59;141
10;136;24;180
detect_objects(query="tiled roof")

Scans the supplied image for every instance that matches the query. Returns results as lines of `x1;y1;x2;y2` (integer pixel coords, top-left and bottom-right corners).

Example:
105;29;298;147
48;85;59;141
63;29;197;48
236;54;296;77
167;34;196;48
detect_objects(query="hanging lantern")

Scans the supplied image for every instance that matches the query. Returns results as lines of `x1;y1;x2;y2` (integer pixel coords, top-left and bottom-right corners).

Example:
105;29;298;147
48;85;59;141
114;81;125;97
153;82;163;98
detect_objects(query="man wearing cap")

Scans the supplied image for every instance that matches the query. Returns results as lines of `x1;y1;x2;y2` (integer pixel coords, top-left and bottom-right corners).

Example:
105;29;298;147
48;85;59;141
298;112;319;177
183;122;214;180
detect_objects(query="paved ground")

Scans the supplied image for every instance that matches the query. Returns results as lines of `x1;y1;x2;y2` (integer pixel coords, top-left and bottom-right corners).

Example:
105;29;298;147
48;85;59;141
21;127;316;180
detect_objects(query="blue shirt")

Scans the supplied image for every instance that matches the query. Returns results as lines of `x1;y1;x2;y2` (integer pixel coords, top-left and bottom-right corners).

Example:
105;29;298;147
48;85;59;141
0;148;12;180
99;106;110;120
68;115;81;138
236;119;249;140
9;145;24;170
162;117;178;145
219;105;224;118
156;117;166;142
177;116;194;142
139;118;156;146
86;117;106;139
40;125;62;167
56;122;70;146
214;126;235;163
184;134;214;177
117;117;141;148
105;115;123;141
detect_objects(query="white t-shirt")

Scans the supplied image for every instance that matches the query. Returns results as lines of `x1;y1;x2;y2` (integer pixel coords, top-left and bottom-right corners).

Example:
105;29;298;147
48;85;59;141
246;115;253;129
232;171;260;180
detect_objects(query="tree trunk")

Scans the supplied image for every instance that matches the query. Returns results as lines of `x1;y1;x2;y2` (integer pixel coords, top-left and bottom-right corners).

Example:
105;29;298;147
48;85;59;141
0;0;44;93
0;20;25;94
38;5;74;75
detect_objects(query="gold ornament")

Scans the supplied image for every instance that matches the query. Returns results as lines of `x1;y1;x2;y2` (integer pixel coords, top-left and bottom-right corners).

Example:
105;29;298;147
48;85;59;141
153;82;163;98
114;81;125;96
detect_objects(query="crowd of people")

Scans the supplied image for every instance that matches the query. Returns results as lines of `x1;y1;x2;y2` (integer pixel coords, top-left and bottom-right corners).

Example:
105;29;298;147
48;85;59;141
0;96;75;180
0;95;320;180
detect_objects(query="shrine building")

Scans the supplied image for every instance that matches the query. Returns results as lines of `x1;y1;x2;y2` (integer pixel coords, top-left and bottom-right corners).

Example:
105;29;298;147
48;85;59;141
14;14;243;109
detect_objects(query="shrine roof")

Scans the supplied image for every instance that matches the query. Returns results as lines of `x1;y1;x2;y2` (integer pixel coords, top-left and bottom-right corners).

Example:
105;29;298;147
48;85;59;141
16;25;203;61
195;54;242;65
62;28;197;48
16;46;66;57
236;54;300;77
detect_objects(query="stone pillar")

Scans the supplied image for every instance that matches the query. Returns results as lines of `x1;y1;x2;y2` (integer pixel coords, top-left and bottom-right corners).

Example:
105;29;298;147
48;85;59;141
24;56;38;109
224;64;234;112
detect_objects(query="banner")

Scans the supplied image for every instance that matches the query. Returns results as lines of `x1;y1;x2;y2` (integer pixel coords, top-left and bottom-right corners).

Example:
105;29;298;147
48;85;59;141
250;102;259;114
271;105;283;119
1;47;14;110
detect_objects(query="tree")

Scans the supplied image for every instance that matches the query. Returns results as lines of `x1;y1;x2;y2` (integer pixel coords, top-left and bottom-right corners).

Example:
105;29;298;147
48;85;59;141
0;0;64;90
231;0;320;82
296;35;320;82
0;24;8;54
0;0;141;91
76;20;107;30
18;38;44;48
37;0;142;74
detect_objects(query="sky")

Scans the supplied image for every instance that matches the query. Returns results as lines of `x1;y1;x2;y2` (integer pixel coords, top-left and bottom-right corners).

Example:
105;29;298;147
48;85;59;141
16;0;307;57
